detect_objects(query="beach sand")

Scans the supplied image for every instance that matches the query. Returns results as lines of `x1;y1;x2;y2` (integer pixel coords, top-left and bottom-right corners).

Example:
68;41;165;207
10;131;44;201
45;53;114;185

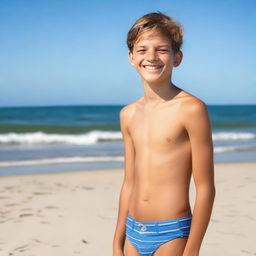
0;162;255;256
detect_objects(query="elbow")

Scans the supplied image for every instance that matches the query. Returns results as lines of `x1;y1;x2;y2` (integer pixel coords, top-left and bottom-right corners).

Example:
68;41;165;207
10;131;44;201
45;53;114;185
122;180;134;192
196;184;216;201
123;174;135;188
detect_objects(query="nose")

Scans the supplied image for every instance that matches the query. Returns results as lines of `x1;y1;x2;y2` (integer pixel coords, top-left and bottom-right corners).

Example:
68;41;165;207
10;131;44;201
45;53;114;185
146;50;157;61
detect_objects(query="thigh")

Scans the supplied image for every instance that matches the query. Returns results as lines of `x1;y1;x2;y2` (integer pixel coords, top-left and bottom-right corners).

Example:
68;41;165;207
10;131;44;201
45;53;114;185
154;237;188;256
124;237;140;256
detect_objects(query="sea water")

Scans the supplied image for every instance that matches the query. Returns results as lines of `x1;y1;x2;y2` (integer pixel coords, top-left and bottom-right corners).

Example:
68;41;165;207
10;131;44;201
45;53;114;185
0;104;255;176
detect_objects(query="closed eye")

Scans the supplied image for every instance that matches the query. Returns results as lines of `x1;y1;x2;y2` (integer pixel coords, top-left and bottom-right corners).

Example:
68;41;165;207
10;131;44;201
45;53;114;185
136;49;169;53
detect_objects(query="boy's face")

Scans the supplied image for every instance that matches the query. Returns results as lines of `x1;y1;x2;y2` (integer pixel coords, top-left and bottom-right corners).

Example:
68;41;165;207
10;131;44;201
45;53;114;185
128;31;182;85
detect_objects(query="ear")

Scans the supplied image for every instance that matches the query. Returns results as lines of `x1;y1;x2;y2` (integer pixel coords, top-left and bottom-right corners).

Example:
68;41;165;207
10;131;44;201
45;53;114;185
128;50;135;66
173;50;183;67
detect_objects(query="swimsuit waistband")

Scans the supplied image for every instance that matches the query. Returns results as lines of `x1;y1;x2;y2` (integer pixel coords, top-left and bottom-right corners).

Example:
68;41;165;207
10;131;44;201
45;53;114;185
127;214;192;226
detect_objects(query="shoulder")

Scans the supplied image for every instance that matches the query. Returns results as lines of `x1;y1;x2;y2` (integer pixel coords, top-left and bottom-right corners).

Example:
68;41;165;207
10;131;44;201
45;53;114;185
176;90;210;130
119;98;141;128
178;90;208;116
119;99;137;120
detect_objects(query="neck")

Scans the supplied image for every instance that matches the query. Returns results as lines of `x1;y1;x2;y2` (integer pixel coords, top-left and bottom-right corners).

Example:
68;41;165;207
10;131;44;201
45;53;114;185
141;78;180;104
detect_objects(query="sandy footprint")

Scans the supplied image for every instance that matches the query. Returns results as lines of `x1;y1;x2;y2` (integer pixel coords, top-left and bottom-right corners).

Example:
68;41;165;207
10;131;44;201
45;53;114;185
32;192;51;195
81;186;94;190
44;205;58;209
4;203;20;207
19;213;34;218
20;208;32;211
40;221;51;224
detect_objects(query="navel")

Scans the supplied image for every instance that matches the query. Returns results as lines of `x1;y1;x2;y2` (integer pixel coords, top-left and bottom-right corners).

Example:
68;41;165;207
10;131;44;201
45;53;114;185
166;137;172;143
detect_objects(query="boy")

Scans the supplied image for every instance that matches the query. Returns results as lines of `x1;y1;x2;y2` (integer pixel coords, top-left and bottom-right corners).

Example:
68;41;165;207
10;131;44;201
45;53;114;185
113;12;215;256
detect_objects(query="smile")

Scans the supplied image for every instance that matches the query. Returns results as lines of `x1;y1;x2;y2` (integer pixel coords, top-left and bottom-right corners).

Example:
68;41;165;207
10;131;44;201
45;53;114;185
142;65;163;70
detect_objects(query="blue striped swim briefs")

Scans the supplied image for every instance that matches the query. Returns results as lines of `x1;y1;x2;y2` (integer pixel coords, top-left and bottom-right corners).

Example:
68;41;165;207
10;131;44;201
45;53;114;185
125;214;192;256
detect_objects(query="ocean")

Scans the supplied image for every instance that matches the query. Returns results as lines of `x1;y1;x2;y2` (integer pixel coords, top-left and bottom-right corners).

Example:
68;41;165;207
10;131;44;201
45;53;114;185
0;104;256;176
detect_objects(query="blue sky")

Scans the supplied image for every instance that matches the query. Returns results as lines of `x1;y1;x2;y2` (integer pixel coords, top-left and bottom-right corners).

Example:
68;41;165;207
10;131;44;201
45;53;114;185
1;0;255;106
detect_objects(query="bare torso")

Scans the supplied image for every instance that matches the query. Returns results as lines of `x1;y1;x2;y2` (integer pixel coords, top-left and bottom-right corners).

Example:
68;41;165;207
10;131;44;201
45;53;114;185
128;89;193;222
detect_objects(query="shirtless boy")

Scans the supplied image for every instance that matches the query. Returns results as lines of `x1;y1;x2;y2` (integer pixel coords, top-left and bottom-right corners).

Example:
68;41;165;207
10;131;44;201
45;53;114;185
113;12;215;256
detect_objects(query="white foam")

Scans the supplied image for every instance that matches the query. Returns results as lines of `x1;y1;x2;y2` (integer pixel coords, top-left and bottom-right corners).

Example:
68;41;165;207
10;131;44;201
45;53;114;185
0;131;255;146
214;145;256;153
0;130;122;145
212;132;256;141
0;155;124;167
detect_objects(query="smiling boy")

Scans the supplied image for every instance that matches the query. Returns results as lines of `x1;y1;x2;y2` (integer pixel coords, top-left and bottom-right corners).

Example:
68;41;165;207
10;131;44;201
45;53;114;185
113;12;215;256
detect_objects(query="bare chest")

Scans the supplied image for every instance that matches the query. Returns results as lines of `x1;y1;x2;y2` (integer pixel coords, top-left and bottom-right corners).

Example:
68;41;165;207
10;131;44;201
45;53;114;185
129;105;187;148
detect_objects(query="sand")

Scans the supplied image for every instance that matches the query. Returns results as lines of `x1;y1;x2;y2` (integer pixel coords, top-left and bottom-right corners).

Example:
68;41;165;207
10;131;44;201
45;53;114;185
0;162;255;256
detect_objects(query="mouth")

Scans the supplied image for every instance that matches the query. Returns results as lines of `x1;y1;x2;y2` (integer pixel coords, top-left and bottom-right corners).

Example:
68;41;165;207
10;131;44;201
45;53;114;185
142;65;164;71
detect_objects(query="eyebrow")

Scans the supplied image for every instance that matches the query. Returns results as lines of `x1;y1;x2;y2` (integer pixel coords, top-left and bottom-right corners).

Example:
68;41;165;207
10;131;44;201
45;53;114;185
136;44;170;48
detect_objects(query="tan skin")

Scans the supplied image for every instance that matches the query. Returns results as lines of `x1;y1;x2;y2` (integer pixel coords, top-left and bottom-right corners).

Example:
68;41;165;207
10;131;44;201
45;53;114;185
113;31;215;256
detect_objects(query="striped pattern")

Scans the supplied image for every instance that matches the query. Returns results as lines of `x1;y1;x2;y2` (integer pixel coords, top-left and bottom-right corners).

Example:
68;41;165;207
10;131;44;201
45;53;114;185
125;214;192;256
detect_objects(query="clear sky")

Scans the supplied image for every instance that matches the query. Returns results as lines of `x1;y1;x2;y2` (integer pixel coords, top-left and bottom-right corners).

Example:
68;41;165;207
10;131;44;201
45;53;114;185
1;0;255;106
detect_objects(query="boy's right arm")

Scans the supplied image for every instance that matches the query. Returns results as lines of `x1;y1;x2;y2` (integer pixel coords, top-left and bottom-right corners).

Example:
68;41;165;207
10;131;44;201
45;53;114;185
112;105;135;255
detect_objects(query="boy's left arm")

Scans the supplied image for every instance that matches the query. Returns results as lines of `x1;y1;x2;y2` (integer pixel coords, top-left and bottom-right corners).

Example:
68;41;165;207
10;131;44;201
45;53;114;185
182;100;216;256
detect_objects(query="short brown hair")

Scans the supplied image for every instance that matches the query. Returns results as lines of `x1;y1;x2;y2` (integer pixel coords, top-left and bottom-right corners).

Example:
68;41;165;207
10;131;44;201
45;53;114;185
127;12;183;54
